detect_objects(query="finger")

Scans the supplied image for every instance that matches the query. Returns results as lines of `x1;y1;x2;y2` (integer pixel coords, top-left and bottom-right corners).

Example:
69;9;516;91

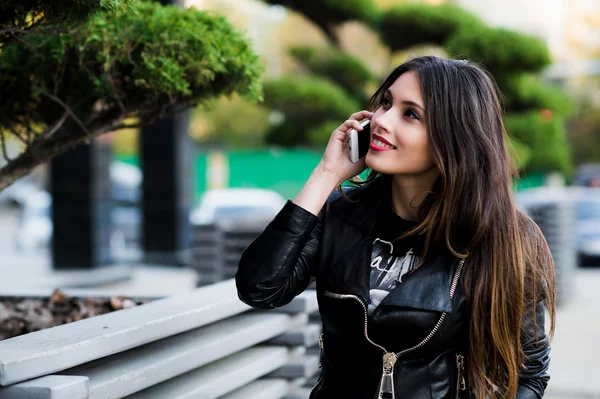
341;119;365;132
350;110;374;121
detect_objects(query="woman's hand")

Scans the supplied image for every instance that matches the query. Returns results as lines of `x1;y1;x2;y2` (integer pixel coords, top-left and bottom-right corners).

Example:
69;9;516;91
292;110;373;216
316;110;374;185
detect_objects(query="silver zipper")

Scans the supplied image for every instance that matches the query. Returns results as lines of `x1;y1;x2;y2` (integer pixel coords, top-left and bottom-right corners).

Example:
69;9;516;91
324;258;466;399
455;354;466;399
308;333;325;398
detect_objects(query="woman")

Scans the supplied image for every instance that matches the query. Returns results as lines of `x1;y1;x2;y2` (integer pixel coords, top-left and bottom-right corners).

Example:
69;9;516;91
236;56;555;399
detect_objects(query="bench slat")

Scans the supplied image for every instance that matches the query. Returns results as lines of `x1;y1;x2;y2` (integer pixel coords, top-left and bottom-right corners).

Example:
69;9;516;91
0;375;88;399
127;346;291;399
271;290;318;314
268;355;320;379
0;279;249;386
268;324;321;347
283;387;313;399
221;378;306;399
53;312;306;399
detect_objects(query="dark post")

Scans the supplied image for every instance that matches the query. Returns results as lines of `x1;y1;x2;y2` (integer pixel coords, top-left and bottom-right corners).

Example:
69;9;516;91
139;110;194;266
50;140;113;269
139;0;192;266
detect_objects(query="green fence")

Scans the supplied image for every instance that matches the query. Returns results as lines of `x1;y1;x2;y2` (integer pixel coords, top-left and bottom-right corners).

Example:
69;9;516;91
116;149;547;204
116;149;323;202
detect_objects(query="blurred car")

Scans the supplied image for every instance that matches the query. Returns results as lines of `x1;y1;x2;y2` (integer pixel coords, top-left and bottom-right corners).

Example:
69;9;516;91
15;190;52;251
110;161;142;204
516;186;600;267
572;187;600;266
15;161;142;259
0;178;43;208
189;188;287;226
573;163;600;187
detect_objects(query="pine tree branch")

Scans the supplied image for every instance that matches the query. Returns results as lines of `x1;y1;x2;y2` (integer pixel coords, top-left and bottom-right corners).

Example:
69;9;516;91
42;91;89;136
0;131;13;163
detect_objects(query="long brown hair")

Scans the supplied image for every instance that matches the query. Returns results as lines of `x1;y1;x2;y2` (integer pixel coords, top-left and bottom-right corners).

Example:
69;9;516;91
346;56;556;398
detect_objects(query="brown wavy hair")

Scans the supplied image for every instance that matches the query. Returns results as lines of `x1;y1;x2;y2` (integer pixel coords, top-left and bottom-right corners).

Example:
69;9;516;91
344;56;556;398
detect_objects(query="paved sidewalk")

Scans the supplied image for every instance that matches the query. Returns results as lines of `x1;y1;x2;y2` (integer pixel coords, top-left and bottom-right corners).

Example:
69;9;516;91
545;268;600;398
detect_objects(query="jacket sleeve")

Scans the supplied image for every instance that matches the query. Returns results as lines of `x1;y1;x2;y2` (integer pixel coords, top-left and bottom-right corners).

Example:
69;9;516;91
516;300;551;399
235;199;325;310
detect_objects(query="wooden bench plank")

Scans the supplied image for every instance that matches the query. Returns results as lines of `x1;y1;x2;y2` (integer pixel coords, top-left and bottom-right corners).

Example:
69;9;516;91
283;387;313;399
272;290;318;314
127;346;292;399
267;324;321;347
220;379;289;399
221;378;306;399
58;312;307;399
0;376;88;399
0;279;250;386
268;355;320;379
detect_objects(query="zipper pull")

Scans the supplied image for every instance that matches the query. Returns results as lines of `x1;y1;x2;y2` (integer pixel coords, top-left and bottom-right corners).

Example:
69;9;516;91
456;354;466;391
378;352;397;399
317;333;324;369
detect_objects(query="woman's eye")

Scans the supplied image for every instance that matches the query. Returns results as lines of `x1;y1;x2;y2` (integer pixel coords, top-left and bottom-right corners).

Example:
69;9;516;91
405;109;420;120
381;97;392;107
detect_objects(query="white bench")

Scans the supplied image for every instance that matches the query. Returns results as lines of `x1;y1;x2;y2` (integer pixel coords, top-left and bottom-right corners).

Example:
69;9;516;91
0;280;320;399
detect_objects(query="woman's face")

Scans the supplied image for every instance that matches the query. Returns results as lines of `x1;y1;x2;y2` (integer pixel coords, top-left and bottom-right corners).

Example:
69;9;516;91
366;71;438;179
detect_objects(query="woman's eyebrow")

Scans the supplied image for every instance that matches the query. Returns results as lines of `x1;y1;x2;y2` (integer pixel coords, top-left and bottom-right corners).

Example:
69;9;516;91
385;89;425;112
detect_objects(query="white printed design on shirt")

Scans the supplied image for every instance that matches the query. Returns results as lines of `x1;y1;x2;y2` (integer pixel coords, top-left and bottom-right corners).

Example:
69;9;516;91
368;238;419;315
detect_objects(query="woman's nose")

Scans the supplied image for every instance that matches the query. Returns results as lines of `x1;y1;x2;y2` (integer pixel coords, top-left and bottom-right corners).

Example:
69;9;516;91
373;114;392;135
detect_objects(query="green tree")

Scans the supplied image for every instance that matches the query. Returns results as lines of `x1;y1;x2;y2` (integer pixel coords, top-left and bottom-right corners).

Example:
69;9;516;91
261;0;379;45
0;0;130;48
260;0;573;175
259;0;378;147
0;0;263;191
379;3;573;175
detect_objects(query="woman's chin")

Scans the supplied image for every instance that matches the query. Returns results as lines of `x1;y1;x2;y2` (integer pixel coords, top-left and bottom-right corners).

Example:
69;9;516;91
365;153;383;173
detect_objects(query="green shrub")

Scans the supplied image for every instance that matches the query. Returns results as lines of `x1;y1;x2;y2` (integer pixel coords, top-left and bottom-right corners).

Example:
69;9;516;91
379;3;481;51
445;27;551;73
263;76;359;121
308;120;343;147
322;0;379;26
497;75;574;115
262;0;378;39
289;46;375;101
263;76;359;146
505;135;532;171
0;0;264;135
504;112;572;174
0;0;131;37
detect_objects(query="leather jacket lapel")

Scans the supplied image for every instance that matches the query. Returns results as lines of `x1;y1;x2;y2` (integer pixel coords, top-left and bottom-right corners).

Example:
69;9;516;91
376;254;455;313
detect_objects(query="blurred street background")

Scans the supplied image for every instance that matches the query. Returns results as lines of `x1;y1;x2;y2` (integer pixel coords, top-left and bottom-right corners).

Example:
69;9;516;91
0;0;599;397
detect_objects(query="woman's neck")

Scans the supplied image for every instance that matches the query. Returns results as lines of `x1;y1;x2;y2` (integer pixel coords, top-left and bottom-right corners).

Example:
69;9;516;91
390;172;439;221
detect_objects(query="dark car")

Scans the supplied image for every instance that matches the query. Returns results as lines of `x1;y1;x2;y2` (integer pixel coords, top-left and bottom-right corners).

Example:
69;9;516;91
572;187;600;266
574;163;600;187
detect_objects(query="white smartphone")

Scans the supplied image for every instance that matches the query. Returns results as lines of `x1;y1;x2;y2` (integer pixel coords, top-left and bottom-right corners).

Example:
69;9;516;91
349;119;371;163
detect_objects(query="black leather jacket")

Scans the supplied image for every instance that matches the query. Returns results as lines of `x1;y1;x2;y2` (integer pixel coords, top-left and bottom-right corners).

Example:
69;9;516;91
236;177;551;399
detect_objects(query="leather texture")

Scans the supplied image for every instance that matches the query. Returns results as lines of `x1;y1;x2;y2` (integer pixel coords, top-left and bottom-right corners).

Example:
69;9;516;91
236;176;551;399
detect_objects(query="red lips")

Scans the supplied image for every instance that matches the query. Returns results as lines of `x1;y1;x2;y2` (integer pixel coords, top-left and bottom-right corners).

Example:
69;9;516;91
369;133;396;152
372;133;394;147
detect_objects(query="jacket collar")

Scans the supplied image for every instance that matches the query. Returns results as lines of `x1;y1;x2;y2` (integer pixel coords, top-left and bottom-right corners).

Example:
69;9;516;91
326;175;456;313
328;174;392;235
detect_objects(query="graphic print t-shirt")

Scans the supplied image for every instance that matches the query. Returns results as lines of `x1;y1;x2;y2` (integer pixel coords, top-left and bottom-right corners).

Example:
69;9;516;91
368;206;425;316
